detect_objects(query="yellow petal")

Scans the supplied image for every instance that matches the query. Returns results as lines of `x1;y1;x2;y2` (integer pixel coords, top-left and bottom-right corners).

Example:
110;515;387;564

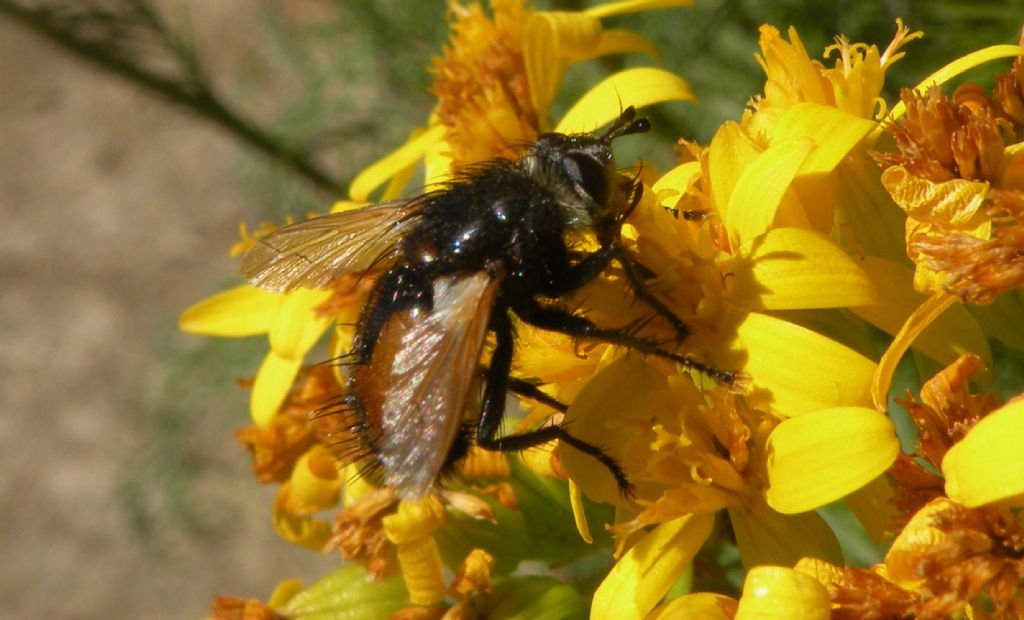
766;407;899;514
771;103;878;173
556;67;695;134
727;227;877;311
272;482;333;551
560;355;668;504
382;496;446;544
794;557;845;589
291;448;341;509
652;161;701;207
728;501;842;569
268;288;334;360
524;12;600;121
251;351;302;427
943;399;1024;508
734;566;831;620
871;291;958;412
568;480;593;544
726;138;814;248
734;312;876;417
267;579;304;608
832;157;908;264
647;592;737;620
707;122;761;222
592;512;715;620
348;124;446;202
884;497;959;585
179;284;280;336
884;44;1024;126
771;103;878;232
585;0;693;19
394;536;447;606
881;166;990;229
853;257;991;372
424;127;454;188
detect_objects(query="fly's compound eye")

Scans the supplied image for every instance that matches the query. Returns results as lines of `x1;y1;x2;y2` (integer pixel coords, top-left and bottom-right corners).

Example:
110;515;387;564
561;153;610;207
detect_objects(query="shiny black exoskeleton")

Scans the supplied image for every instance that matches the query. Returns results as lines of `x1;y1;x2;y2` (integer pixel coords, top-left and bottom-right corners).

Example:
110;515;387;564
339;108;730;494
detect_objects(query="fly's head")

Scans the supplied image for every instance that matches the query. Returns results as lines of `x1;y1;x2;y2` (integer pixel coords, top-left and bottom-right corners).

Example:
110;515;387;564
525;106;650;241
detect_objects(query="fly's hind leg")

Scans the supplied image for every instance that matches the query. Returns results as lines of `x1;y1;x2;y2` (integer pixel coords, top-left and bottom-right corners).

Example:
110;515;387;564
474;309;633;495
506;378;567;413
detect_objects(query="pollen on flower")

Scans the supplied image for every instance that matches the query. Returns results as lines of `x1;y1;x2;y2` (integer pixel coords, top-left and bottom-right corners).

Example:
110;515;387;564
449;548;495;601
877;87;1007;183
236;365;340;483
825;498;1024;619
752;20;919;119
329;488;400;580
876;57;1024;302
430;0;538;165
994;55;1024;130
878;18;923;70
825;566;922;620
911;189;1024;303
607;385;771;544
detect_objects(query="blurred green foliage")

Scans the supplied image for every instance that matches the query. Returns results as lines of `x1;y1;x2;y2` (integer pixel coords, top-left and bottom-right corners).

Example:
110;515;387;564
230;0;1024;216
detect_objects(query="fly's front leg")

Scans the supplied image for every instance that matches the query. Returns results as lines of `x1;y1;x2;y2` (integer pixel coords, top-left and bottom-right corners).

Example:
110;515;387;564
604;176;689;341
559;244;615;291
514;297;738;386
474;308;632;494
612;245;689;342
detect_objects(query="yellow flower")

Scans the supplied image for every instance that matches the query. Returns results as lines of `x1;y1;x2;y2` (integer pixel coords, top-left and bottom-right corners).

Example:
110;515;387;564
552;26;938;610
868;44;1024;409
768;497;1024;619
350;0;696;200
699;356;1024;619
753;20;920;121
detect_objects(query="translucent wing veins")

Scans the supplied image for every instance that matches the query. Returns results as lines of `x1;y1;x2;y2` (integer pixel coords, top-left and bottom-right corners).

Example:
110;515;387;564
240;200;421;292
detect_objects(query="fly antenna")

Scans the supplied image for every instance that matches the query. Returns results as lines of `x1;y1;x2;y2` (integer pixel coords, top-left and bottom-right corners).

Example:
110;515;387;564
602;105;650;142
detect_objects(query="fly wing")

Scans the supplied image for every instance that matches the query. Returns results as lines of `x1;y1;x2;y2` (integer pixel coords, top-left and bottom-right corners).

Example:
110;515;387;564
374;272;499;499
240;200;421;292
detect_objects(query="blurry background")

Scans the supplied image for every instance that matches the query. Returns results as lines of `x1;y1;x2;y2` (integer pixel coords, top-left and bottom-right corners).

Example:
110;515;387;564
1;1;1021;618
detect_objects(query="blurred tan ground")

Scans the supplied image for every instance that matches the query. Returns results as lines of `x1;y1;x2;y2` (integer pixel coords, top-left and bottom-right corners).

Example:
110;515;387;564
0;4;334;619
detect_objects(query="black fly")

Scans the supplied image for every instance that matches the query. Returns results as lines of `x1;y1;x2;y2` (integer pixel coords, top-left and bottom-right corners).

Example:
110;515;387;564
241;107;736;499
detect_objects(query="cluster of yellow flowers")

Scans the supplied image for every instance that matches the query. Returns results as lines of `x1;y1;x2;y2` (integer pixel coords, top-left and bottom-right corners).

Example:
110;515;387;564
182;1;1024;618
